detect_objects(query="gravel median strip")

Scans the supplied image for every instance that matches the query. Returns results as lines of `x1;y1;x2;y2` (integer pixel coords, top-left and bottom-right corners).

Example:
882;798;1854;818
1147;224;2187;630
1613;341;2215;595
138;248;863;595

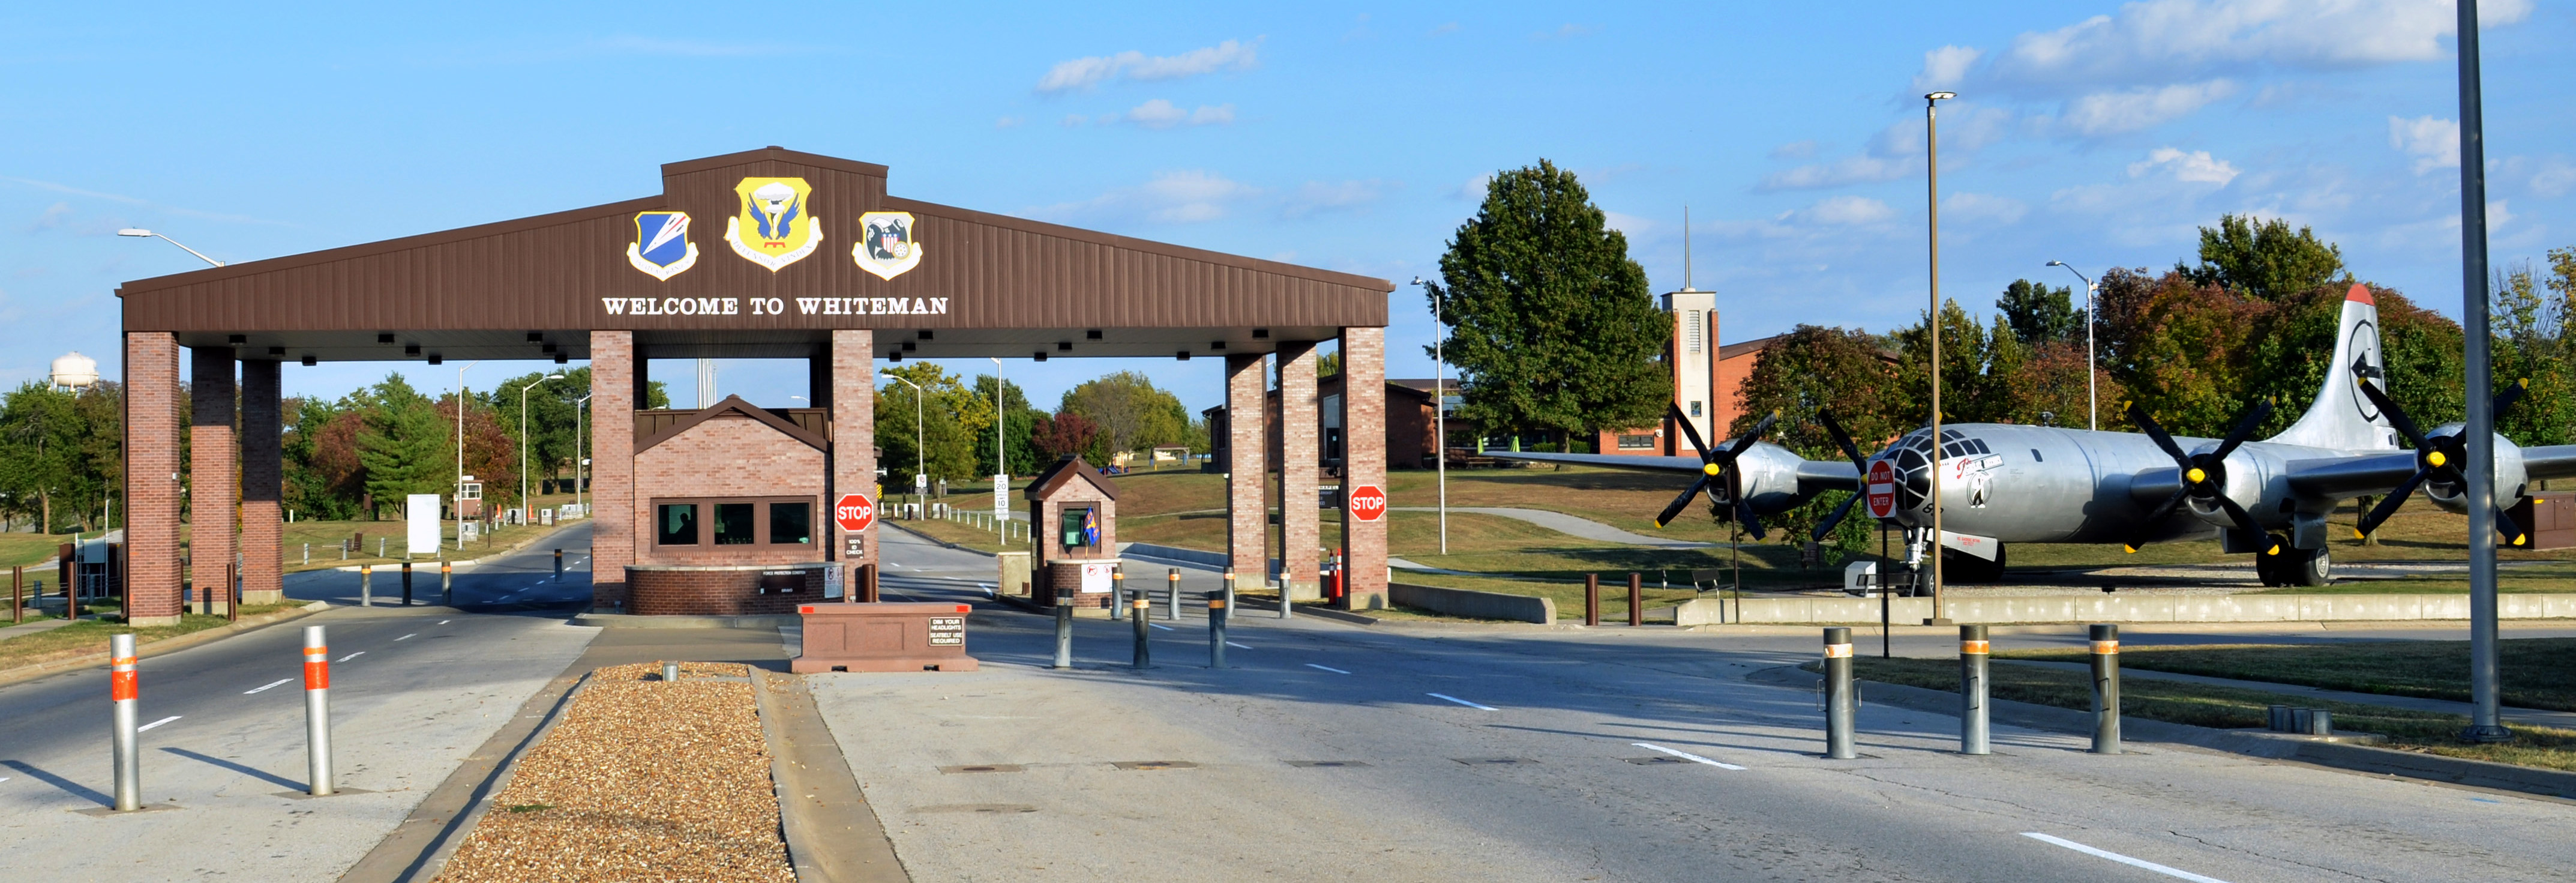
436;662;793;882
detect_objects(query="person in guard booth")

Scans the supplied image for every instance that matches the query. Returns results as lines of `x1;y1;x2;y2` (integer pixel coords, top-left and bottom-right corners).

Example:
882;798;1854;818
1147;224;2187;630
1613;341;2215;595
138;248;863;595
866;214;912;262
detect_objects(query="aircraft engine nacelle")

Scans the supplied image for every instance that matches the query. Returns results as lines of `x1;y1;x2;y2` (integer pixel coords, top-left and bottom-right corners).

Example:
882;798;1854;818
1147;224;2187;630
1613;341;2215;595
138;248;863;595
2181;444;2290;532
1730;441;1813;516
2420;424;2530;514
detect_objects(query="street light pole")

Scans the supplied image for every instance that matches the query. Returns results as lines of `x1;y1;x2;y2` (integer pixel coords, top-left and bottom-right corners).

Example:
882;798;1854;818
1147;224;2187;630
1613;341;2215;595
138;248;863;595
2456;0;2510;744
1924;90;1956;625
880;372;926;519
1414;277;1448;555
574;393;593;517
115;229;225;267
455;361;480;550
520;374;564;526
2046;261;2098;431
989;357;1008;524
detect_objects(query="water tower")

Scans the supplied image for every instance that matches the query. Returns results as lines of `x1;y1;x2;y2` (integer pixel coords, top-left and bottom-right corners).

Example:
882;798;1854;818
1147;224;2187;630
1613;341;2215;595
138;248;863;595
50;352;99;392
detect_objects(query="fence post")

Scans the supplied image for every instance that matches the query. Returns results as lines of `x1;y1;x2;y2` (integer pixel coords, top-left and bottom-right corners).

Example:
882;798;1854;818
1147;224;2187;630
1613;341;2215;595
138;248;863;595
2090;624;2121;754
110;633;140;810
1627;573;1643;627
303;625;334;796
1823;626;1856;759
1960;624;1990;755
11;566;20;625
1584;574;1600;627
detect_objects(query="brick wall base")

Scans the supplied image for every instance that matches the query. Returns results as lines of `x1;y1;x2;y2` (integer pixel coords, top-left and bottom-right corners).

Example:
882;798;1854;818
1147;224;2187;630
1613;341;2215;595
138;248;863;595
628;564;827;616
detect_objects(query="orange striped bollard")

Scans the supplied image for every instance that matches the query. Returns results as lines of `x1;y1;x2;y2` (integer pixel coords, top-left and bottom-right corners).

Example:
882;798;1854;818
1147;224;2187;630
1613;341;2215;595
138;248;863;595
303;625;335;795
110;633;141;810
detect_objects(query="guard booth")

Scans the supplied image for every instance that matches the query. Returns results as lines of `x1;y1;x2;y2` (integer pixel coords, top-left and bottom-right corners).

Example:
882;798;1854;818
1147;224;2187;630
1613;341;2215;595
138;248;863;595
61;538;123;612
1028;456;1118;608
455;477;484;519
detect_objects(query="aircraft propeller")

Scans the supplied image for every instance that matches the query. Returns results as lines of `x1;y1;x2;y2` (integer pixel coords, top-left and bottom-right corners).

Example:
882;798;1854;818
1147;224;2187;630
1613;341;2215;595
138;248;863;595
2122;399;2278;555
1807;409;1875;542
1654;403;1779;540
2351;378;2530;546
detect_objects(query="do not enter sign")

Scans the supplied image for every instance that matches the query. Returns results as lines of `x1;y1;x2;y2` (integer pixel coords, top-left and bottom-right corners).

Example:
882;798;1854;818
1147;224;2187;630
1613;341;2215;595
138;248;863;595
1348;485;1387;522
1865;460;1898;520
835;493;876;532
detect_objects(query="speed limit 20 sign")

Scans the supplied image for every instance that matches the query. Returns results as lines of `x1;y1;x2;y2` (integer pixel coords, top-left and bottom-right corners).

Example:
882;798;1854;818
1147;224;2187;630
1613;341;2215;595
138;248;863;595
835;493;876;532
1347;485;1387;522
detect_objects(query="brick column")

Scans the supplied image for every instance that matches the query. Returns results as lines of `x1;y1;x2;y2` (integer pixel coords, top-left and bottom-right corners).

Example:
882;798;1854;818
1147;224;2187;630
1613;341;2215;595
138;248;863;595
1223;354;1266;591
1339;328;1389;610
239;359;284;604
830;330;877;598
590;331;635;610
188;347;236;616
1277;342;1320;601
125;333;183;626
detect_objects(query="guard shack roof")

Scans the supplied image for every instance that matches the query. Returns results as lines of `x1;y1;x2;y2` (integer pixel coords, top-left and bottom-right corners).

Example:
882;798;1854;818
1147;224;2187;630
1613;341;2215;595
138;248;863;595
1026;456;1120;502
115;147;1393;362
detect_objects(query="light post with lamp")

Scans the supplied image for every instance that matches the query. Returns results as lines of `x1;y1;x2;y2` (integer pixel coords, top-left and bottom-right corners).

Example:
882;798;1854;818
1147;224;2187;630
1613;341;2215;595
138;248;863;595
989;357;1009;536
519;374;564;526
2045;261;2098;430
116;229;224;267
573;393;593;517
454;361;481;549
1923;89;1957;625
1413;276;1449;555
880;372;926;520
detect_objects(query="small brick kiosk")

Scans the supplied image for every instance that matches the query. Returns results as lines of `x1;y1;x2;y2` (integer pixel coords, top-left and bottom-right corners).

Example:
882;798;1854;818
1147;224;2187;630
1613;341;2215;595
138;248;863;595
1028;456;1118;607
617;396;836;615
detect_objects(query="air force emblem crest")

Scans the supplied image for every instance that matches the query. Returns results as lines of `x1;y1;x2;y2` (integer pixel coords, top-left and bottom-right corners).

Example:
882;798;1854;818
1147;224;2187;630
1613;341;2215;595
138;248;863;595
853;211;923;280
724;177;823;272
625;211;699;280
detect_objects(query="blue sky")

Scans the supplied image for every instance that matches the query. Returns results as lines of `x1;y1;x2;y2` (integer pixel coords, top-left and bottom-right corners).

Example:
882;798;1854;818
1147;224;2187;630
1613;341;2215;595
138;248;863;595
4;1;2568;415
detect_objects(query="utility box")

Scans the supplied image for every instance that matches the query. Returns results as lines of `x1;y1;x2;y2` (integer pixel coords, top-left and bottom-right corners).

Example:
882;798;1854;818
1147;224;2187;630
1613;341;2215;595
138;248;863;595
1843;560;1879;597
2532;492;2576;550
996;551;1031;597
1027;455;1119;608
791;601;980;673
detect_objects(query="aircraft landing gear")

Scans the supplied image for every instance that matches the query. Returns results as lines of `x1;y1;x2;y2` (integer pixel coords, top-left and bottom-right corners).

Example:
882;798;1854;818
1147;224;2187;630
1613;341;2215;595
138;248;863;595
2256;543;2331;587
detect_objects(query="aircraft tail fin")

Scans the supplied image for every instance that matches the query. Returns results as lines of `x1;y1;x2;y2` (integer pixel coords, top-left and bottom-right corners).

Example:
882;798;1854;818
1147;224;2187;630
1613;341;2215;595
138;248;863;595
2266;283;2400;451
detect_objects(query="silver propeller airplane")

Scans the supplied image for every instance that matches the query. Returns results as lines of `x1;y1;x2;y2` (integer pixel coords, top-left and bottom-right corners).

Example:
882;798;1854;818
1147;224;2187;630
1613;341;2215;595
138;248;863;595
1498;285;2576;586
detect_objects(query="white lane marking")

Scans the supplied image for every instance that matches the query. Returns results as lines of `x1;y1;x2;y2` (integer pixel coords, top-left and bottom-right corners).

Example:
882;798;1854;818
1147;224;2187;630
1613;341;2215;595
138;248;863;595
243;678;293;695
438;619;451;625
1428;693;1497;711
2021;833;2232;883
1226;642;1252;649
138;716;181;732
395;633;415;641
337;651;365;663
1305;663;1350;674
1148;623;1175;631
1630;742;1747;770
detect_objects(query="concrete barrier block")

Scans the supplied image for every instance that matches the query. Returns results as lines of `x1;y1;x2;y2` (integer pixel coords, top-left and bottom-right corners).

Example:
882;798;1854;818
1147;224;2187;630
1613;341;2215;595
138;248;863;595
1386;583;1555;624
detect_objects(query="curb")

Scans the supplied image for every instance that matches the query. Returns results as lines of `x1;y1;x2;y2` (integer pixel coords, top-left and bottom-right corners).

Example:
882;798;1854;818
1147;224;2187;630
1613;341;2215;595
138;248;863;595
0;600;332;689
567;612;798;631
1747;666;2576;801
335;669;598;883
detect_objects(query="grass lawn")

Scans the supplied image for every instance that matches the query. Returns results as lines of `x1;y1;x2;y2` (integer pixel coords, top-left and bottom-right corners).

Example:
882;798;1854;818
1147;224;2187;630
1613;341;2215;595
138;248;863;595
0;603;304;671
0;530;112;571
1836;655;2576;773
1997;637;2576;712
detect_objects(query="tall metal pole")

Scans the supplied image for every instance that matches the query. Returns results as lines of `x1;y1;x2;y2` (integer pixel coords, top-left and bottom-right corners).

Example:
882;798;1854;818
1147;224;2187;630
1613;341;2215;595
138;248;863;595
518;374;560;526
574;393;592;517
2457;0;2509;743
990;357;1007;529
1417;277;1449;555
881;373;926;519
1924;91;1955;625
455;361;478;550
2049;262;2097;430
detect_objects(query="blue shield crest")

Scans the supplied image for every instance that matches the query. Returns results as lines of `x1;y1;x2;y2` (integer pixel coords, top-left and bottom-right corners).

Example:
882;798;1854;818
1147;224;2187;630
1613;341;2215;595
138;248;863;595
625;211;700;280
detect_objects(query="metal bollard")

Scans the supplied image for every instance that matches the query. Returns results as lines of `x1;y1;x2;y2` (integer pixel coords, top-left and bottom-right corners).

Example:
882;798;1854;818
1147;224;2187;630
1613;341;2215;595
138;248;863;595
11;565;21;625
1279;567;1294;619
1584;573;1600;626
360;564;373;607
110;633;141;810
1823;627;1856;759
303;543;310;567
1131;597;1151;669
2090;624;2122;754
303;625;334;796
553;548;563;582
1960;625;1990;755
1166;568;1181;621
1110;567;1126;621
1208;592;1229;669
400;562;414;606
441;561;453;606
1627;573;1643;627
662;661;680;683
1052;596;1074;669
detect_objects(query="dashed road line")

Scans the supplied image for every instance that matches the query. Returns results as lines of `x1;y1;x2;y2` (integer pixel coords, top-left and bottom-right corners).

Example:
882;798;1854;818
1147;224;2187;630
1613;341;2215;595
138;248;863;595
138;716;182;732
1226;642;1252;649
1630;742;1747;770
1305;663;1350;674
1428;693;1497;711
437;619;451;625
1148;623;1175;631
244;678;294;695
338;651;365;663
2021;833;2230;883
395;633;415;641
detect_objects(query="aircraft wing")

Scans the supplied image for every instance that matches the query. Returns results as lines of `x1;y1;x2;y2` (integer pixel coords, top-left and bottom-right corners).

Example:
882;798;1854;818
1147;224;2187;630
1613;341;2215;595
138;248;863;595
2526;445;2576;481
1484;450;1860;496
2280;451;2421;499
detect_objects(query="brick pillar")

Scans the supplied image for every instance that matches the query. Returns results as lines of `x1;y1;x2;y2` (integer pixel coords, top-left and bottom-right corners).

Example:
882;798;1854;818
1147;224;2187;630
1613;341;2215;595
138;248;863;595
188;347;236;618
1339;328;1389;610
125;333;183;626
1277;342;1321;601
590;331;635;611
239;359;284;604
830;330;877;599
1224;354;1266;591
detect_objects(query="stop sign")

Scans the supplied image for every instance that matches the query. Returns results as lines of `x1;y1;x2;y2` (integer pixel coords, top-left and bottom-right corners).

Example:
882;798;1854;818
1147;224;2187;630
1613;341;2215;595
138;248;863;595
1348;485;1387;522
834;493;875;532
1865;460;1898;520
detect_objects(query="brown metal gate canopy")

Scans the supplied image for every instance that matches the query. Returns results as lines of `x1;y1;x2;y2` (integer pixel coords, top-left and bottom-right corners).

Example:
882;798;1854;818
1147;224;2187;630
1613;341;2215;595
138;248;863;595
116;147;1392;360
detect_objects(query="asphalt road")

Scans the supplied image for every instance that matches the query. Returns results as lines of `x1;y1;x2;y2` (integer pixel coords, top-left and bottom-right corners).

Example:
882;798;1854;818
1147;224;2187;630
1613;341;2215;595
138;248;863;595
0;526;601;881
811;525;2576;882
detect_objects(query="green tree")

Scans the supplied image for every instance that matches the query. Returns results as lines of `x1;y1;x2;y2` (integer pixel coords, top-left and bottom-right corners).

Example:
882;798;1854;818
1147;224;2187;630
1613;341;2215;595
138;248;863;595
1731;325;1905;450
965;375;1044;477
0;382;84;532
488;368;592;491
2182;214;2349;301
1998;279;2079;346
877;365;976;489
1426;160;1668;444
1889;300;2028;426
1060;370;1189;458
355;375;449;519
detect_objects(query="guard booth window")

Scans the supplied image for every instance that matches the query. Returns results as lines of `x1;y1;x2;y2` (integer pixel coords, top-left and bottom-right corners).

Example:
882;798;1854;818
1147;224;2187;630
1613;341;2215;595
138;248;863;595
658;504;698;546
769;502;812;544
714;503;756;545
655;497;815;547
1059;507;1096;550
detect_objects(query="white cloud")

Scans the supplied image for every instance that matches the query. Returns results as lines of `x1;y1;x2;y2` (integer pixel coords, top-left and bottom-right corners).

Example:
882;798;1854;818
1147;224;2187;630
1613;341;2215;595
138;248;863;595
1283;179;1393;217
1036;38;1262;93
29;202;72;230
2532;158;2576;199
2127;147;2241;185
1992;0;2532;89
2062;80;2238;136
1758;155;1914;192
1454;173;1492;200
1028;170;1263;225
1914;45;1982;92
1602;211;1654;236
2387;115;2459;174
1770;140;1818;160
1940;192;2029;225
1792;196;1895;226
1123;99;1236;128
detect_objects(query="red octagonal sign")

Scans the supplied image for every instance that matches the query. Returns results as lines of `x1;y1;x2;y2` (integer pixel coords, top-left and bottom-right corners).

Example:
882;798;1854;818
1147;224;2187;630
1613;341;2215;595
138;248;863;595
835;493;876;532
1865;460;1898;520
1348;485;1388;522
